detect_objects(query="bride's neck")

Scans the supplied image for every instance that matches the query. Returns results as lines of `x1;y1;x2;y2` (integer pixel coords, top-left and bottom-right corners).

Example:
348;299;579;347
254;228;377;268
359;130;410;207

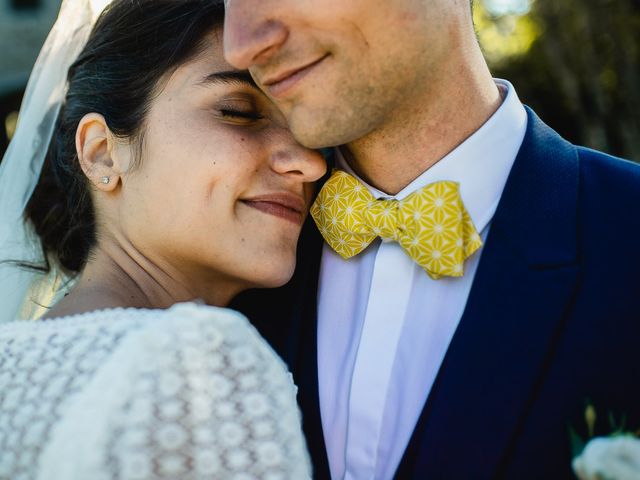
44;241;234;319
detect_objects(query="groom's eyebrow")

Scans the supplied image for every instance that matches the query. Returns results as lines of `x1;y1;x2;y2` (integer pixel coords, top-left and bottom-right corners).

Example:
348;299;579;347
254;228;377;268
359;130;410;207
199;70;258;89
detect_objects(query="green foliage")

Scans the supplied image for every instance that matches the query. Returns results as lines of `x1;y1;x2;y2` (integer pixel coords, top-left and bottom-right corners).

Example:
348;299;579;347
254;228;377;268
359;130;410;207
569;402;639;458
476;0;640;161
474;2;541;65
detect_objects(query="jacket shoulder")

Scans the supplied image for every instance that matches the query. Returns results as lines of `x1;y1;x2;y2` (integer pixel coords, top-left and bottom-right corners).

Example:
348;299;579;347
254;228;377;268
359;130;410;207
575;147;640;261
577;146;640;198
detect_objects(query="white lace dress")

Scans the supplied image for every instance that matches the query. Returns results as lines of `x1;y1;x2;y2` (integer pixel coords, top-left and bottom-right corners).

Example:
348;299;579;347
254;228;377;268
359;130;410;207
0;303;311;480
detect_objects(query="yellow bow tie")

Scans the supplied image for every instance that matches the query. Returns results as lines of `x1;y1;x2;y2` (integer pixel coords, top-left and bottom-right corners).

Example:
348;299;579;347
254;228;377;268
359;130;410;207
310;170;483;279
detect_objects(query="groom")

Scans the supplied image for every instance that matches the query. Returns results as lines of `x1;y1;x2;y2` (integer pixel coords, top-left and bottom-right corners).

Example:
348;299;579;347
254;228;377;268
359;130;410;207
225;1;640;478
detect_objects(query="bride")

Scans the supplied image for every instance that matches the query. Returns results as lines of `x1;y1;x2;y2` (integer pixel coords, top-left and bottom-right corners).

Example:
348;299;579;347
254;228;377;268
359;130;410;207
0;0;326;478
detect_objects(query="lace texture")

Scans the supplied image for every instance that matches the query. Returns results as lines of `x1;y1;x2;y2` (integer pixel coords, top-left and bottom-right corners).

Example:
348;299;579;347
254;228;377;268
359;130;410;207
0;303;311;480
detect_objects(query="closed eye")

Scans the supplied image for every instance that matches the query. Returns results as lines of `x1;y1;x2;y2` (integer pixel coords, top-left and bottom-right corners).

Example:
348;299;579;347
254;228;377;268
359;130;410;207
220;109;264;121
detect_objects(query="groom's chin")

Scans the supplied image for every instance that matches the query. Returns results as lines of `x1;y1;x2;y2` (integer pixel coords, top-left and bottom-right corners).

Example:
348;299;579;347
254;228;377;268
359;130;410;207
285;103;340;150
288;103;367;151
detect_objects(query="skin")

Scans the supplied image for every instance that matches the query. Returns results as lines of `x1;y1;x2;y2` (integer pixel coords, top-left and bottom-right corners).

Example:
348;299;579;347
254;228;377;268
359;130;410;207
223;0;502;194
46;29;326;319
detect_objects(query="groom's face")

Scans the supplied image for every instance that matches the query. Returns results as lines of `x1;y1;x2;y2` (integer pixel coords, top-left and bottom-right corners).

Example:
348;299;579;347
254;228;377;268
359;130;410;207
224;0;461;149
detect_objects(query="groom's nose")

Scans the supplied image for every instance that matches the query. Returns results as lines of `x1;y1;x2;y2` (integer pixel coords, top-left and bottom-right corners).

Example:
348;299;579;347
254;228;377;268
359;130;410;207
224;0;288;70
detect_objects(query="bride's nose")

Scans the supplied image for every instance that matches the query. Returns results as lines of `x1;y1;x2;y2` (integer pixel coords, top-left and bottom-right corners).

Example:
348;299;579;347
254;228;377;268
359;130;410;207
269;144;327;183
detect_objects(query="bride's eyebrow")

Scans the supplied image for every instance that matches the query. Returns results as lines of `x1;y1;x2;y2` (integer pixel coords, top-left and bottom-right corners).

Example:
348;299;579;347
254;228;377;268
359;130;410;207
197;70;258;89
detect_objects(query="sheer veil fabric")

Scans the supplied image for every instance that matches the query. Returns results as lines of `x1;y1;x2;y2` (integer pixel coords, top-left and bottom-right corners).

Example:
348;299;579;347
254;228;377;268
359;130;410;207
0;0;112;323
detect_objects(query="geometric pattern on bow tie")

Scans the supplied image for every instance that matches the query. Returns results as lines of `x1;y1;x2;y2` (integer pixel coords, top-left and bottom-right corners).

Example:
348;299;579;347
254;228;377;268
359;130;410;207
310;169;483;279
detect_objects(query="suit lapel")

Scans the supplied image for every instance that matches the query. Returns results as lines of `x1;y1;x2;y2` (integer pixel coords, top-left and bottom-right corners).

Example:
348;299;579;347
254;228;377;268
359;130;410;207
396;108;581;478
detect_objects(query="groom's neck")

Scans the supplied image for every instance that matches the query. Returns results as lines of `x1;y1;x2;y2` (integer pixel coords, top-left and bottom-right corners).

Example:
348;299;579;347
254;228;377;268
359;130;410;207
344;55;501;196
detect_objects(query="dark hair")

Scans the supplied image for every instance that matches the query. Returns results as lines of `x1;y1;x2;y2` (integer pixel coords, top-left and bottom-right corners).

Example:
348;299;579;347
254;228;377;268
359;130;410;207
24;0;224;275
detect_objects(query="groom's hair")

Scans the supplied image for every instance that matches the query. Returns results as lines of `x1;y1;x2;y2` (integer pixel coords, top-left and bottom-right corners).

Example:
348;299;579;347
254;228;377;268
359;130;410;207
25;0;225;275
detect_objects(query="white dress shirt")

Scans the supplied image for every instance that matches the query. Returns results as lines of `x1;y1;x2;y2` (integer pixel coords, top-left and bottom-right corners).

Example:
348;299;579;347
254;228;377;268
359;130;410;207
317;80;528;480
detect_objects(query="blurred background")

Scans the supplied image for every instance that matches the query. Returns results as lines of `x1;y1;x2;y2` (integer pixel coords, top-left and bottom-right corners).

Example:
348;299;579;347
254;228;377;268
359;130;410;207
0;0;639;161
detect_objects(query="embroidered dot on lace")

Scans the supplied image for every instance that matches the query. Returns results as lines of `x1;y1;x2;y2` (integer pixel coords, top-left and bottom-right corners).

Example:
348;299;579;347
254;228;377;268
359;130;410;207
156;423;189;450
193;449;222;474
193;425;216;445
257;441;285;466
191;394;214;421
229;345;258;370
219;421;248;447
242;392;271;417
226;449;251;470
253;420;276;438
158;453;188;476
158;371;184;397
215;400;237;419
208;373;234;398
121;452;152;479
0;303;311;479
158;398;185;421
120;427;147;449
238;372;260;390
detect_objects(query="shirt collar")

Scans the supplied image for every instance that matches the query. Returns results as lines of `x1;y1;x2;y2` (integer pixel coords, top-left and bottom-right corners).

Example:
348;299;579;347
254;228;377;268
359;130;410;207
336;79;528;233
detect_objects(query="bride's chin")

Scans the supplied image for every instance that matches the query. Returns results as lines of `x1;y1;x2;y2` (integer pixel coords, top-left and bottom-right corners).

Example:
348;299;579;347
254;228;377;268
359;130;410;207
248;260;297;289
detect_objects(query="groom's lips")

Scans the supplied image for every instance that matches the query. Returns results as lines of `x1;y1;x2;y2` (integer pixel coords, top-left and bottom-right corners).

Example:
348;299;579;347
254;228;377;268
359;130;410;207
241;193;306;225
261;54;329;98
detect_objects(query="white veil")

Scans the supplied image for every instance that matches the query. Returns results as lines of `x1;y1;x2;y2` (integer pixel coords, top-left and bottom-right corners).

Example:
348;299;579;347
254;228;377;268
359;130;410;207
0;0;112;324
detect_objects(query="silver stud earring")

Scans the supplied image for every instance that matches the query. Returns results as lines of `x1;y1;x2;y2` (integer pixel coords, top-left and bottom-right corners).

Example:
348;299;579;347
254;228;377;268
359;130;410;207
101;176;110;185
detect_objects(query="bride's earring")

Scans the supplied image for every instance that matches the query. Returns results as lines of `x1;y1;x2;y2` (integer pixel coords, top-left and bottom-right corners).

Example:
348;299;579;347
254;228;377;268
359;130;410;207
101;176;110;185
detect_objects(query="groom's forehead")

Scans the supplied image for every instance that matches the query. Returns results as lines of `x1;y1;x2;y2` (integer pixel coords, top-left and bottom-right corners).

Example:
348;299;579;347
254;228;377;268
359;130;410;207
222;0;457;23
223;0;393;12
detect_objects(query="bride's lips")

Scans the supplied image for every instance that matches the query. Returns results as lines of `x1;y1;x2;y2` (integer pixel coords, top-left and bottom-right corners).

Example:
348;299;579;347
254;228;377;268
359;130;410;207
241;193;306;225
261;54;329;98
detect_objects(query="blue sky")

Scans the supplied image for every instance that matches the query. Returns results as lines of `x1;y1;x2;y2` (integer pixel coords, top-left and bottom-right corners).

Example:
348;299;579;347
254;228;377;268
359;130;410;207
484;0;531;15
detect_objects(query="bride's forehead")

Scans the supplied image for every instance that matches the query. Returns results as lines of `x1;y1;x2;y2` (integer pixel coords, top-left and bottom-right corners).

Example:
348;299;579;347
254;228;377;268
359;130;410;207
174;28;229;73
167;54;233;88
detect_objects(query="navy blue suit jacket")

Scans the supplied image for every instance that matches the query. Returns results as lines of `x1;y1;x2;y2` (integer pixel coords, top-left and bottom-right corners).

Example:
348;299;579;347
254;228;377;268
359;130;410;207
232;108;640;479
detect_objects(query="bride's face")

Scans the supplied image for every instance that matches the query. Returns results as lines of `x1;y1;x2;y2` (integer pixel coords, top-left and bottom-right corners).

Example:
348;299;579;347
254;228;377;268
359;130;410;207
106;31;326;298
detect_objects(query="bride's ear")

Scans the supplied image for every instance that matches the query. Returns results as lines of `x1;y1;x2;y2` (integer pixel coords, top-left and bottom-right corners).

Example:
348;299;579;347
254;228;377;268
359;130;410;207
76;113;127;192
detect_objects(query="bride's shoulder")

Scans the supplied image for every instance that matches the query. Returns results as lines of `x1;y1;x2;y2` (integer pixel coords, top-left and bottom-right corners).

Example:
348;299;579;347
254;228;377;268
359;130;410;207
161;301;259;336
0;302;276;368
140;302;277;360
0;303;309;480
130;302;284;368
1;301;254;338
